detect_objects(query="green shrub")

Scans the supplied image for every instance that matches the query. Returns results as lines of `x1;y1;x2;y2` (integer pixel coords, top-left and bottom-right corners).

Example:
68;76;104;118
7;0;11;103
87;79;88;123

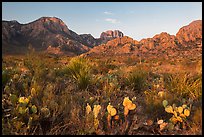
2;69;12;89
95;59;117;74
96;74;121;99
144;88;169;119
67;57;92;90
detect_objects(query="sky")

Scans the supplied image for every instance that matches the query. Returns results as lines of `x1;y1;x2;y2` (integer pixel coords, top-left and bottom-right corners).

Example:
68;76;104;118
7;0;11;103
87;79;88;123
2;2;202;41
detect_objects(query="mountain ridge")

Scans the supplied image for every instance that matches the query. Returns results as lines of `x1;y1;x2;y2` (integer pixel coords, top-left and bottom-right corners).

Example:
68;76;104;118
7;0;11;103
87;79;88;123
2;17;202;56
82;20;202;57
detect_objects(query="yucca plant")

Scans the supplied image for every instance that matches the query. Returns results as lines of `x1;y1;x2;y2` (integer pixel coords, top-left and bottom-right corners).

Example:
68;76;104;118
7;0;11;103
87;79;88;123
67;57;92;90
164;73;202;100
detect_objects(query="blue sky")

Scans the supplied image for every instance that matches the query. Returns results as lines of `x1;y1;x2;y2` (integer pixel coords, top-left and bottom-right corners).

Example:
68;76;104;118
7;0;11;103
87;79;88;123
2;2;202;40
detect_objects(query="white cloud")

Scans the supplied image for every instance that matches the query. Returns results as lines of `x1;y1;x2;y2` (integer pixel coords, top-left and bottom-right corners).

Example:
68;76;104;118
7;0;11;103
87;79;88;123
105;18;120;24
104;11;113;15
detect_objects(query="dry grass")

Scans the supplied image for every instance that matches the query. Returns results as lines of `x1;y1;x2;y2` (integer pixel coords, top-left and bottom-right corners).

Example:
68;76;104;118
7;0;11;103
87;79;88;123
2;52;202;135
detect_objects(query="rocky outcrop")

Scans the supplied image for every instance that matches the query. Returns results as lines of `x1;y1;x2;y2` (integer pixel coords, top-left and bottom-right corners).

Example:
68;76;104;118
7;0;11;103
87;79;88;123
83;36;140;56
100;30;124;43
139;20;202;51
139;32;178;51
176;20;202;47
2;20;21;44
83;20;202;57
79;34;101;48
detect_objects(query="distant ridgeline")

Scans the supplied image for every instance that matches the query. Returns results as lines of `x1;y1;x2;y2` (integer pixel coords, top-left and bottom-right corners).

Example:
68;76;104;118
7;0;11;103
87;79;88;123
2;17;202;56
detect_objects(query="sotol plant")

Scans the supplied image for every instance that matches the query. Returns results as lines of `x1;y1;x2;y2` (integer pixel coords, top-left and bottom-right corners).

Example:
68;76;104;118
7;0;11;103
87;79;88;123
67;57;92;90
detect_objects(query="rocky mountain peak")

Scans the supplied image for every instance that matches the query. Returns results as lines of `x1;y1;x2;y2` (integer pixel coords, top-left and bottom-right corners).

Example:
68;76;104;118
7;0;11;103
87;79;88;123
10;20;20;24
100;30;124;42
38;17;66;26
22;16;70;35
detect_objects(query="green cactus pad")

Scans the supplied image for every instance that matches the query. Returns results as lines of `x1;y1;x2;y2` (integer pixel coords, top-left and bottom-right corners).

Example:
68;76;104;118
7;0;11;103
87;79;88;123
9;94;18;105
162;100;168;108
18;107;29;114
31;105;37;114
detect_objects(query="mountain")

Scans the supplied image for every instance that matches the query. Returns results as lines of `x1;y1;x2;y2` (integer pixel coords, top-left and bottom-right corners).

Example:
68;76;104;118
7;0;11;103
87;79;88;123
2;17;202;57
2;17;89;55
82;20;202;57
2;17;126;55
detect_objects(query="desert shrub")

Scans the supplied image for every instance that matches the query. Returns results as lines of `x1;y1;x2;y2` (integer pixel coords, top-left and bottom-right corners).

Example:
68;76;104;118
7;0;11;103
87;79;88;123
54;67;69;77
144;89;168;119
163;72;202;100
195;60;202;74
144;73;180;120
126;69;148;92
94;59;118;74
95;74;121;99
124;57;136;66
2;68;12;89
66;57;92;90
2;73;73;135
23;50;51;93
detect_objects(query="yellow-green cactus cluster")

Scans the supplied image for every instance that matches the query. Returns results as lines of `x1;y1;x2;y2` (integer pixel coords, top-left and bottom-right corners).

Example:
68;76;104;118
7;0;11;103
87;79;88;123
17;96;31;115
162;100;191;124
86;103;101;130
16;95;38;115
85;97;137;131
31;88;37;97
18;97;30;106
106;103;118;129
107;103;117;117
86;103;101;118
123;97;136;116
9;91;51;130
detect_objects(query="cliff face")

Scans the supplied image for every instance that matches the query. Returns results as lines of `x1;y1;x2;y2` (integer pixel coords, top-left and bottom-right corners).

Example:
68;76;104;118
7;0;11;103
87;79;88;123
2;20;22;44
100;30;124;43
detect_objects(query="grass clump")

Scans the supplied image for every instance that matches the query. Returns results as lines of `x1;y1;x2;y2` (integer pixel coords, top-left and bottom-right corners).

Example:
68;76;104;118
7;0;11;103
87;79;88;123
164;73;202;101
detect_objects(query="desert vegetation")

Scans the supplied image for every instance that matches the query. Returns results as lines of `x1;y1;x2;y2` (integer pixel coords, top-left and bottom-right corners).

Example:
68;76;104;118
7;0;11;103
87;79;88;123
2;48;202;135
